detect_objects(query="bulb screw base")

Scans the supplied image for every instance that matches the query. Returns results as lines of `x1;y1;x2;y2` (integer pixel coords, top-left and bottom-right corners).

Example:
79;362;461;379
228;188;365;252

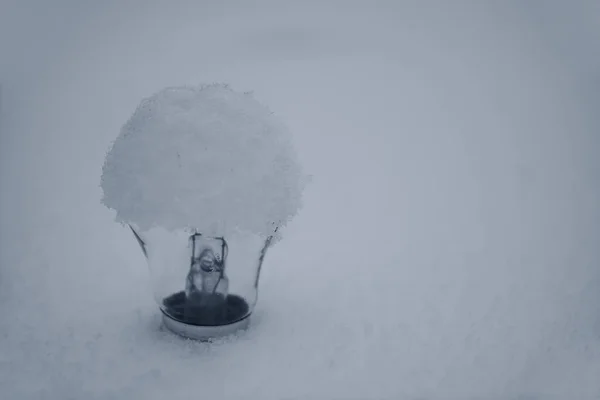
161;311;251;341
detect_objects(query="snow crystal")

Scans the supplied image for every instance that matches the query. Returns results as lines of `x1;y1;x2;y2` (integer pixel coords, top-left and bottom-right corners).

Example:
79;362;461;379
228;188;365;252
101;84;306;241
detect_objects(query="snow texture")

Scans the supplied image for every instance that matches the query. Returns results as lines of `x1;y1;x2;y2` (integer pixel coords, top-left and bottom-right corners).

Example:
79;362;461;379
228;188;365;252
101;84;305;240
1;2;600;400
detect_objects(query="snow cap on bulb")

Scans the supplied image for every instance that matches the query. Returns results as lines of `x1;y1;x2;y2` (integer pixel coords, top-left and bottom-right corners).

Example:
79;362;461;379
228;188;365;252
100;83;306;242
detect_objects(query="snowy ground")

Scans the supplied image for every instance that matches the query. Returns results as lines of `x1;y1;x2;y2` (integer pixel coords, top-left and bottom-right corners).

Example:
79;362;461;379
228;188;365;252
1;2;600;399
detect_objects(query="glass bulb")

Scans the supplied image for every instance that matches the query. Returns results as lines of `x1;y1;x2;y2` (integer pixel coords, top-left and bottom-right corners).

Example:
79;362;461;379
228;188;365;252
130;225;274;340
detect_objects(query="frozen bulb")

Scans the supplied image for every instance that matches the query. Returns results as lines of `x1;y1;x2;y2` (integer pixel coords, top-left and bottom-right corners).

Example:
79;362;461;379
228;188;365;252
101;84;307;340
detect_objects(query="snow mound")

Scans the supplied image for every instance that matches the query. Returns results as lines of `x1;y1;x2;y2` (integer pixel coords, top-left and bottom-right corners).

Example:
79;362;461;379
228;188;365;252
101;84;306;241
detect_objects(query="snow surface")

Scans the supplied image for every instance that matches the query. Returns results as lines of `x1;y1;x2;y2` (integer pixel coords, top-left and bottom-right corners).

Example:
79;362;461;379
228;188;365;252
1;2;600;399
101;84;305;239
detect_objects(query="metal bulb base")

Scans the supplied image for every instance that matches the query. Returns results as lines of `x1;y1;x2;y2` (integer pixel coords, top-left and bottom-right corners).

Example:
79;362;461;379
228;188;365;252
160;291;251;341
161;311;251;341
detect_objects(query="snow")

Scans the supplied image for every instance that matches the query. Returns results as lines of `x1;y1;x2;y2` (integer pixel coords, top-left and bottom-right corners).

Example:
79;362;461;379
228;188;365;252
101;84;305;240
1;2;600;399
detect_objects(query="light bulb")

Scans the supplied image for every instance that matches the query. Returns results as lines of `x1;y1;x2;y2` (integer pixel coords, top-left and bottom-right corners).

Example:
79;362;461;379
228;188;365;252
100;84;306;340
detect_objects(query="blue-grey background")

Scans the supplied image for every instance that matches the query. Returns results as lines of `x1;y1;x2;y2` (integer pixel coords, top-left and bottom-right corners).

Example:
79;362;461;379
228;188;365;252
1;1;599;399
